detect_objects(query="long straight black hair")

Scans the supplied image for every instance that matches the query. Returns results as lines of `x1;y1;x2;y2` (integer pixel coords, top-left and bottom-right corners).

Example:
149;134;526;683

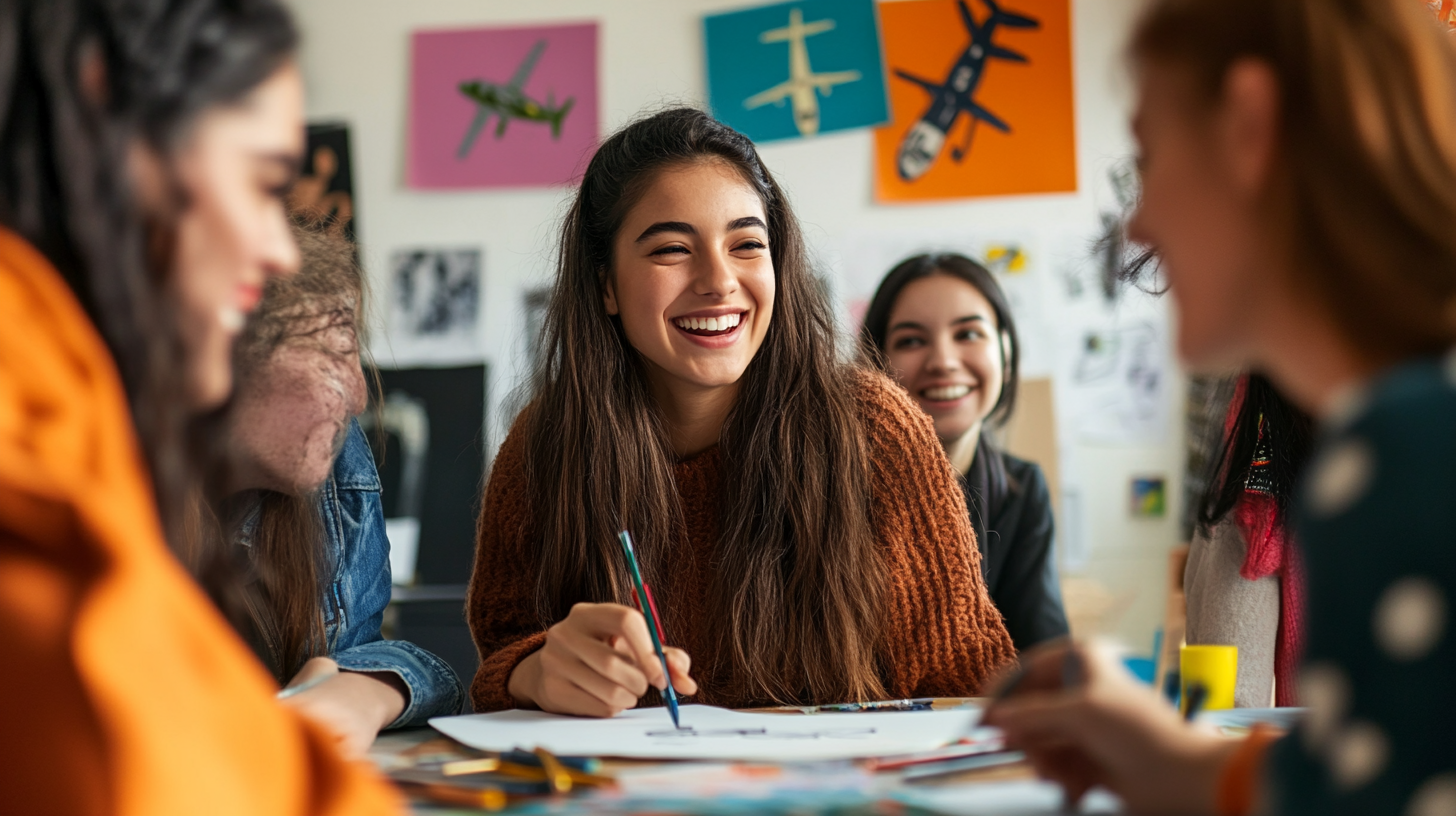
1198;373;1315;532
0;0;298;563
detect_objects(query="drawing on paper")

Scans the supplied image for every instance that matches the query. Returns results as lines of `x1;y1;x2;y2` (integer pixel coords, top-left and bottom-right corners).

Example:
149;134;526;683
742;9;862;137
704;0;888;144
429;703;976;762
1061;320;1170;445
389;248;480;342
456;39;574;158
891;0;1040;181
645;727;878;740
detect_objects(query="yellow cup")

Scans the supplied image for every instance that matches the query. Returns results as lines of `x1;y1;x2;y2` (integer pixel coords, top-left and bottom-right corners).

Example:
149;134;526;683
1180;645;1238;716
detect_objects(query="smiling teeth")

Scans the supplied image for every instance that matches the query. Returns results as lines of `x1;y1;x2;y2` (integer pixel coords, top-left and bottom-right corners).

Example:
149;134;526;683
923;385;972;401
674;313;742;331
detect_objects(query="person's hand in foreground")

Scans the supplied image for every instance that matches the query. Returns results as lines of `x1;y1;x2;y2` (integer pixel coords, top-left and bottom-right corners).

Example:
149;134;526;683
279;656;408;759
508;602;698;717
983;640;1241;816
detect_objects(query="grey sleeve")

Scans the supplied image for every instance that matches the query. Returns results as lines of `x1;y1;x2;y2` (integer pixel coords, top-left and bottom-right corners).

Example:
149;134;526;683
1183;517;1279;708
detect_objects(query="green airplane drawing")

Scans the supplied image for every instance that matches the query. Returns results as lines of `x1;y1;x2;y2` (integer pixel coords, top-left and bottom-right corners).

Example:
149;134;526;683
456;39;575;159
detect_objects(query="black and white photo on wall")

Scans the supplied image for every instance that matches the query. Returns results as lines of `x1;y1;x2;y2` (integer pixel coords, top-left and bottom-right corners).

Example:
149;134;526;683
386;247;482;364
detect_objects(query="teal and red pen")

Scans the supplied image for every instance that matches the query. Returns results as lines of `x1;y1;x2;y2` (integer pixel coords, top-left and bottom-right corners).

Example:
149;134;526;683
617;530;683;729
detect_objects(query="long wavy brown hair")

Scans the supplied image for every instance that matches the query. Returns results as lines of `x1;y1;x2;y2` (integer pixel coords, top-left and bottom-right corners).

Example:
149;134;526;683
1131;0;1456;362
189;222;367;681
520;107;885;705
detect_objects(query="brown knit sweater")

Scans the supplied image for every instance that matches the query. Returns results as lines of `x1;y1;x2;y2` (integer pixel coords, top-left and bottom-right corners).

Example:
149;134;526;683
466;370;1016;712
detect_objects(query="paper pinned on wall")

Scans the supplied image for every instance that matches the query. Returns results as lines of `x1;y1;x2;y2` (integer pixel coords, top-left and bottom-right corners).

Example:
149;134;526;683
874;0;1076;202
408;23;598;189
1056;317;1171;445
703;0;890;143
833;230;1053;379
383;247;482;366
430;704;978;762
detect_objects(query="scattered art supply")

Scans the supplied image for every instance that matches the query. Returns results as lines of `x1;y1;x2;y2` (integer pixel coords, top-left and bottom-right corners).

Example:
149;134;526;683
866;727;1005;771
704;0;889;142
409;23;598;188
875;0;1075;201
901;750;1027;782
801;698;936;714
430;705;978;762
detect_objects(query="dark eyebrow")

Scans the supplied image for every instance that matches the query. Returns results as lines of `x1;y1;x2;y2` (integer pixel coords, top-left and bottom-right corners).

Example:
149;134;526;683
635;221;696;243
888;315;988;334
728;216;767;232
887;320;926;334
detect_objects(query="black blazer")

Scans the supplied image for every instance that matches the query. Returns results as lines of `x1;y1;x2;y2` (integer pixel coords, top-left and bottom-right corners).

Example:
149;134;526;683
960;452;1070;652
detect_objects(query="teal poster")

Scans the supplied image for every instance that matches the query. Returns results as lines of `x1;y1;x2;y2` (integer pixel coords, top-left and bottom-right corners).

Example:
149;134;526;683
704;0;889;143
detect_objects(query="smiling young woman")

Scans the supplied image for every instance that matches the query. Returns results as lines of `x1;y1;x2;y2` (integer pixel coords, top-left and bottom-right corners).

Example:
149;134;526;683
467;108;1015;716
862;254;1069;652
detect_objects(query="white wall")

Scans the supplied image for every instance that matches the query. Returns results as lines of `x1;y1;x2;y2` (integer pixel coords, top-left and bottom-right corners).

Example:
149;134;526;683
289;0;1183;652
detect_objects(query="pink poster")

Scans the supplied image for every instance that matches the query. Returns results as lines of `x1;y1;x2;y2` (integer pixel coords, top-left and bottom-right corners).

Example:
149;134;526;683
408;22;599;189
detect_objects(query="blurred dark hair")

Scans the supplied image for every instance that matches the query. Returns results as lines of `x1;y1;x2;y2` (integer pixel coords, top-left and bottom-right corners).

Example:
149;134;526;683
1198;373;1315;532
0;0;297;580
502;107;887;705
859;252;1020;427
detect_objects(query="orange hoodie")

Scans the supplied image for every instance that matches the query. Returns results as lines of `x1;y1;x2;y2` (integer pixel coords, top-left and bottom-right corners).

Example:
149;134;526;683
0;229;402;815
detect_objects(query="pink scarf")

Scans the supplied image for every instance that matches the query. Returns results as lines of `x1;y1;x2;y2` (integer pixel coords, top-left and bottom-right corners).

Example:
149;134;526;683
1225;376;1305;707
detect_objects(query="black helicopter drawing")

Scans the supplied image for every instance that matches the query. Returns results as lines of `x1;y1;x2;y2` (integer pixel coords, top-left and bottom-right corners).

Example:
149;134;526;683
892;0;1040;182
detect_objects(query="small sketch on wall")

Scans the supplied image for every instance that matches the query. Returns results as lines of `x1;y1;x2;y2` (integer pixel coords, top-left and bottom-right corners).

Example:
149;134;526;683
1130;476;1167;519
1060;320;1169;445
386;248;483;365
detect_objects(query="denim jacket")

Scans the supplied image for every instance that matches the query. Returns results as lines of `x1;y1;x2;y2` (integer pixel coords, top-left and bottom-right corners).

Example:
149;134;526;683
315;420;464;727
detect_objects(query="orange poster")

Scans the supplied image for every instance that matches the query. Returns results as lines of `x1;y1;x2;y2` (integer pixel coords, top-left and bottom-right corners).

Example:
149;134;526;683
874;0;1076;203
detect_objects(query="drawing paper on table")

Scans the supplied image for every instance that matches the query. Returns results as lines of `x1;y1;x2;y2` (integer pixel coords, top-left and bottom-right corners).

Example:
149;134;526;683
429;704;979;762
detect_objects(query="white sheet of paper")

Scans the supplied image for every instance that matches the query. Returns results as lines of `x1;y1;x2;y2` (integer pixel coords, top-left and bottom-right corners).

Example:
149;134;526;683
430;704;978;762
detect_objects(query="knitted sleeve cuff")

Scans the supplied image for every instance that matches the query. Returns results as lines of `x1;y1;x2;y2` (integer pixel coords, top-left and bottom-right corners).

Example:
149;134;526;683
1216;724;1281;816
470;632;549;712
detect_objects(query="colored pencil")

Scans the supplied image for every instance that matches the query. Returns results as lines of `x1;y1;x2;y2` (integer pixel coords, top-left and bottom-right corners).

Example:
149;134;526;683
617;530;683;729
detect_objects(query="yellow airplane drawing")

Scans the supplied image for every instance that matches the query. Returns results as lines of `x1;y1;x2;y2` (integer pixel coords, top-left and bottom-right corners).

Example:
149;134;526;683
743;8;861;137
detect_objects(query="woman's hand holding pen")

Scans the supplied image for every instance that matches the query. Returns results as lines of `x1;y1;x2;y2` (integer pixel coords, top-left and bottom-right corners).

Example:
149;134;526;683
983;641;1237;816
508;602;698;717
